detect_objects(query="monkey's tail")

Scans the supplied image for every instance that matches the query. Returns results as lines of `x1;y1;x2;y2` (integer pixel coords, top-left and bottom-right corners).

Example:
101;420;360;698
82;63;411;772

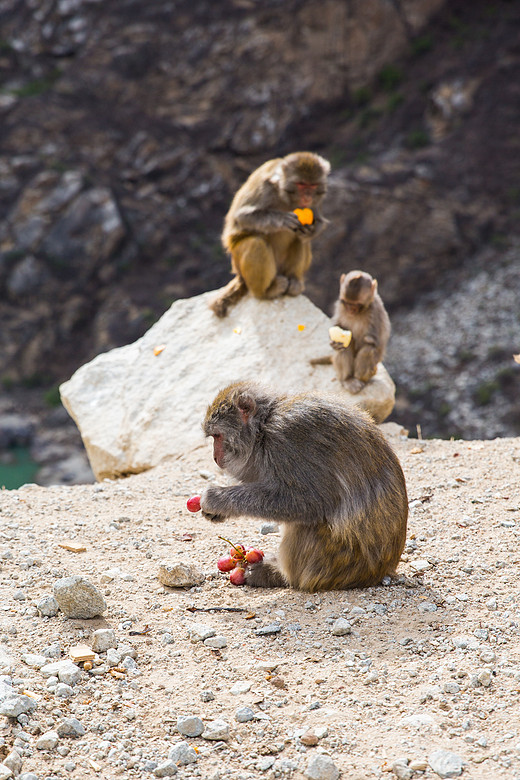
209;276;247;318
309;355;333;366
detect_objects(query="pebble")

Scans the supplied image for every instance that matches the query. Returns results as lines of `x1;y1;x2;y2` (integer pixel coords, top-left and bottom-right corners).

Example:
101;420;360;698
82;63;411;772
331;618;351;636
56;717;86;738
91;628;117;652
255;622;282;636
189;624;216;642
200;690;215;702
202;719;230;741
53;575;106;618
0;694;37;717
230;680;251;695
158;561;205;587
0;766;12;780
176;715;204;737
428;749;463;778
168;741;198;765
260;522;279;534
40;659;82;685
203;635;227;649
304;754;340;780
36;730;60;750
235;706;255;723
37;594;59;617
154;760;178;777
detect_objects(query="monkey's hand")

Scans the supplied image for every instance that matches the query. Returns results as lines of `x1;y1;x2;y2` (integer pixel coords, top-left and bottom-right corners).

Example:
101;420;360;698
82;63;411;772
330;339;348;351
200;487;226;523
280;211;302;232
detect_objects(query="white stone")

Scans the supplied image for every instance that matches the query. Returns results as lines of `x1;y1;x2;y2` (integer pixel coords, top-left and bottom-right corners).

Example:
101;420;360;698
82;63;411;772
168;741;197;765
40;659;82;686
428;749;463;778
201;718;230;741
91;628;117;653
331;617;351;636
230;680;251;695
158;561;205;588
304;754;340;780
60;293;396;480
36;730;60;750
188;624;216;643
176;716;204;737
203;635;227;649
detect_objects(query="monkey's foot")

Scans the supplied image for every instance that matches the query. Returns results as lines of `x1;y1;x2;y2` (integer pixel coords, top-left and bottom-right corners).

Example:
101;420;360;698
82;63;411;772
343;378;366;395
286;278;304;297
245;558;287;588
209;298;228;318
264;274;290;299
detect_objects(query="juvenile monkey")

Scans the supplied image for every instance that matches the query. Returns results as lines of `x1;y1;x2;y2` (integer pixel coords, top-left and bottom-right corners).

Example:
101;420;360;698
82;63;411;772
331;270;391;394
210;152;331;318
201;382;408;592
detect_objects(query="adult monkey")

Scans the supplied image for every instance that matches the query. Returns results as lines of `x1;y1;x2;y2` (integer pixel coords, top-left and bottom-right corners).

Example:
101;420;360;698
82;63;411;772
209;152;331;318
200;382;408;591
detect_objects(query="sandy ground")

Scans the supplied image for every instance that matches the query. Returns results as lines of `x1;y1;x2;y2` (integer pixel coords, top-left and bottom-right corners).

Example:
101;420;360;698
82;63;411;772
1;430;520;780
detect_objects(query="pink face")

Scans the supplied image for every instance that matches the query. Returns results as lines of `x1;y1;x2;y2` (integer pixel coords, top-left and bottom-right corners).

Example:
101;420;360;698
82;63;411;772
296;181;318;208
212;433;225;468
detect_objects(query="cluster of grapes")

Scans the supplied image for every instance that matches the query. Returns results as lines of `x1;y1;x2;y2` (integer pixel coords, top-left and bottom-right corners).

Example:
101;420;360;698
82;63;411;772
216;538;264;586
186;496;263;586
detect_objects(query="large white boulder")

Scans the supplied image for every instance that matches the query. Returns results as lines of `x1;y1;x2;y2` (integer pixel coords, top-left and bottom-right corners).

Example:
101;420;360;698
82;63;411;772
60;291;395;480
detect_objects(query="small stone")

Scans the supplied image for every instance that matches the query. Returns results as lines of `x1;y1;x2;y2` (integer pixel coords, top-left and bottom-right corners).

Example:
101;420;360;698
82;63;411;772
36;730;60;750
2;750;22;776
200;690;215;702
477;669;492;687
40;659;82;686
409;559;431;572
168;741;197;765
392;760;413;780
21;652;47;669
91;628;117;653
203;635;227;649
0;766;12;780
176;716;204;737
235;706;255;723
55;682;74;698
202;719;230;741
56;717;86;738
158;561;204;587
300;731;318;746
486;597;497;611
331;618;351;636
154;760;178;777
304;754;340;780
53;576;106;619
410;760;428;771
230;680;251;695
428;749;463;778
255;622;282;636
189;624;216;642
479;648;496;664
0;694;37;717
37;594;60;617
260;523;279;534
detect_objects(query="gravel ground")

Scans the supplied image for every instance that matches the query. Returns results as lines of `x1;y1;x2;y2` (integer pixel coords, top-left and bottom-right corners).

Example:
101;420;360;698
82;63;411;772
1;430;520;780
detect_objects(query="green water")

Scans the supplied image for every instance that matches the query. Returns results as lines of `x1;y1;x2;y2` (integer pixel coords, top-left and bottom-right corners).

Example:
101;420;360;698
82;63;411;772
0;446;39;490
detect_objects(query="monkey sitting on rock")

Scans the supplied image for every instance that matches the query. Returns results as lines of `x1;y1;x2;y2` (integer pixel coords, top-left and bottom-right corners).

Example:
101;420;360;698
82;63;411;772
312;270;391;394
210;151;331;318
200;382;408;592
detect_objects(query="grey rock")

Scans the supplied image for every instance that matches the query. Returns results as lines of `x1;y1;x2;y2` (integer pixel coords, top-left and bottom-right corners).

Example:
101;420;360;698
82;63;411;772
203;635;227;649
201;719;230;741
2;749;22;776
176;716;204;738
158;562;205;588
37;594;59;617
331;617;352;636
53;575;106;619
235;706;255;723
188;624;216;643
168;741;197;765
57;717;86;738
40;659;82;686
0;694;37;717
154;760;178;777
91;628;117;653
36;730;60;750
304;754;339;780
428;749;464;778
260;522;279;535
255;622;282;636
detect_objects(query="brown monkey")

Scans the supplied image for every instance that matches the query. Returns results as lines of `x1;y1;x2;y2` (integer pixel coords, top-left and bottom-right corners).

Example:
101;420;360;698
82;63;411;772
210;152;331;318
330;270;391;394
201;382;408;592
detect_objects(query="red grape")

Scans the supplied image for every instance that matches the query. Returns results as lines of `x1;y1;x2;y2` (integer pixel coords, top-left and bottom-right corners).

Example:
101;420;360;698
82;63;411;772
229;567;246;586
186;495;201;512
245;548;264;564
217;556;236;572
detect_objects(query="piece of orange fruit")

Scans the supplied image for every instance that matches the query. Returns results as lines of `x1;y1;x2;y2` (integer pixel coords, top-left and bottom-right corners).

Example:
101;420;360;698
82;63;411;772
293;207;314;225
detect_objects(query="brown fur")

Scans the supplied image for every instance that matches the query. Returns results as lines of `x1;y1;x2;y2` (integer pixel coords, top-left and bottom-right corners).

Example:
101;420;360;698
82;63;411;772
210;153;330;318
200;382;408;592
331;270;391;394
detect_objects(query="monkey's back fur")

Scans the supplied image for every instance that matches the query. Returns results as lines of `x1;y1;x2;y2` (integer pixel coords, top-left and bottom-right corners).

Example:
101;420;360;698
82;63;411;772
201;383;408;592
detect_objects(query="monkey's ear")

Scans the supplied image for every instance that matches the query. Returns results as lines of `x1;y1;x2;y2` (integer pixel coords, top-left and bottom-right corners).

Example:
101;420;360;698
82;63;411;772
236;393;257;425
317;155;331;175
371;279;378;294
340;273;346;284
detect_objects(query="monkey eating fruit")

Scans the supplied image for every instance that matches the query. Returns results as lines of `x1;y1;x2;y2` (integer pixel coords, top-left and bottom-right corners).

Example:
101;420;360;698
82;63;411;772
328;325;352;348
200;382;408;592
210;152;330;318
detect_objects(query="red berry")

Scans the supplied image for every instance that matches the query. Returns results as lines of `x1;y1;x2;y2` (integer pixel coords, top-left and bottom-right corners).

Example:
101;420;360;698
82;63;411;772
217;556;236;572
186;495;201;512
245;548;264;564
230;544;246;560
229;567;246;585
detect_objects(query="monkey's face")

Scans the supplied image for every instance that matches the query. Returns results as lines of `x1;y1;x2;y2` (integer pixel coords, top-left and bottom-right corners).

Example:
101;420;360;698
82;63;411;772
295;182;319;208
203;386;261;479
